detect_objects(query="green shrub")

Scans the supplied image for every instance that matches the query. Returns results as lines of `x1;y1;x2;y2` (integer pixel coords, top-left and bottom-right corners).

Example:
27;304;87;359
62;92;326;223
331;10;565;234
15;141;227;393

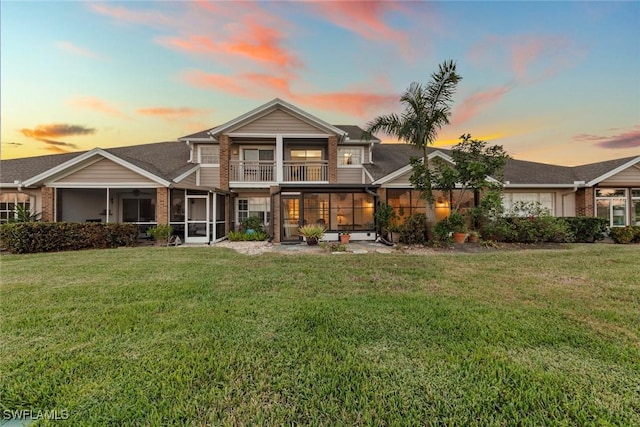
609;226;640;244
0;222;139;254
481;215;571;243
146;224;173;242
481;218;516;242
400;213;429;245
562;217;608;243
299;224;326;240
240;216;265;233
228;230;269;241
432;219;453;244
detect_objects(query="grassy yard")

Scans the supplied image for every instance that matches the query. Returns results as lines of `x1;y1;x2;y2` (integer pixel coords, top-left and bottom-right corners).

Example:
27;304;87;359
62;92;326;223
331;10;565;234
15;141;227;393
1;244;639;425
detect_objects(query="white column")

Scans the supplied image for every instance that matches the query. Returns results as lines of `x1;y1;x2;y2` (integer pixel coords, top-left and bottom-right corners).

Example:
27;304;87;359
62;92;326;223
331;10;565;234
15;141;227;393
275;134;283;182
105;188;110;223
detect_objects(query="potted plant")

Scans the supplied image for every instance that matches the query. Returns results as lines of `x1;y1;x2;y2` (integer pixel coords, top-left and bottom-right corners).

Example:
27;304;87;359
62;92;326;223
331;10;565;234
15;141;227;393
468;230;480;243
388;223;402;243
299;224;326;245
339;231;351;244
447;211;468;243
374;203;397;240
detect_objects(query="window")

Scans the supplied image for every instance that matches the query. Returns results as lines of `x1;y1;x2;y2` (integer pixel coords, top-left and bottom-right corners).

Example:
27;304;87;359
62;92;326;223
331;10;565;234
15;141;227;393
503;192;554;215
303;193;329;225
122;198;156;223
0;192;31;223
199;145;219;165
243;149;274;162
596;188;627;227
330;192;374;231
237;197;270;227
386;189;426;222
290;149;322;162
338;147;363;166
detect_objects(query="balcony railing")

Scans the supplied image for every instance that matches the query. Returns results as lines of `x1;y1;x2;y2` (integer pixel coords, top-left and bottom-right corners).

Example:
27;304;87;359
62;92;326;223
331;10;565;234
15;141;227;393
283;161;328;182
229;160;328;183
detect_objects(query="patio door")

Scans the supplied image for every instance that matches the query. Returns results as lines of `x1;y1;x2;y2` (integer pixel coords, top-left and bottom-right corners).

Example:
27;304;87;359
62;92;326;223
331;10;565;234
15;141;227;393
186;195;209;243
281;195;301;242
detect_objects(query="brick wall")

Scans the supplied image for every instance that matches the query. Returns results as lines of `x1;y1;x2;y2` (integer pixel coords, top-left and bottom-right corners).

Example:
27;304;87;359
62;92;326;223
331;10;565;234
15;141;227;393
328;135;337;183
575;187;595;216
156;188;169;224
270;186;281;243
220;135;230;191
41;187;55;222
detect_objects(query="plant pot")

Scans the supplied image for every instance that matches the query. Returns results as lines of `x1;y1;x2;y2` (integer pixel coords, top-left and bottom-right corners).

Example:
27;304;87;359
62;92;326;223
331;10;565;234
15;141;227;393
391;232;401;244
468;234;479;243
306;237;318;246
452;232;467;244
340;234;350;244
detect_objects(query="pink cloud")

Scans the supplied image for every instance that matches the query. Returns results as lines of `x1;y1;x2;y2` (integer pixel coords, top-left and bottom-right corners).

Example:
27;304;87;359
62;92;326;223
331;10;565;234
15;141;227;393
88;3;174;27
136;107;209;121
307;1;413;56
157;17;302;70
575;126;640;149
55;41;105;60
69;97;130;119
468;34;587;84
452;84;514;125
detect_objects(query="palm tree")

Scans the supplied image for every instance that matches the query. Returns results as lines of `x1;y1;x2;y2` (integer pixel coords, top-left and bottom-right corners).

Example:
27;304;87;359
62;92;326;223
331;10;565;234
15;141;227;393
366;60;462;221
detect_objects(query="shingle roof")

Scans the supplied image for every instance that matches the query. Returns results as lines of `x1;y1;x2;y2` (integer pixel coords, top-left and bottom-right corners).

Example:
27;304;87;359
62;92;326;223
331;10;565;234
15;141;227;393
1;141;191;185
503;157;576;185
571;156;639;184
334;125;380;142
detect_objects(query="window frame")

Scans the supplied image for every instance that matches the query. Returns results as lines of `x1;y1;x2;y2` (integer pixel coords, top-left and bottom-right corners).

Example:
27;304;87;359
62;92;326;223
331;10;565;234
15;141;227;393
198;144;220;166
338;147;364;167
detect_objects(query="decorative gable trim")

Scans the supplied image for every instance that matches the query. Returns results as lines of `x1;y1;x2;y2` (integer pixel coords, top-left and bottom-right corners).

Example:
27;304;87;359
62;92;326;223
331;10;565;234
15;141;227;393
586;156;640;186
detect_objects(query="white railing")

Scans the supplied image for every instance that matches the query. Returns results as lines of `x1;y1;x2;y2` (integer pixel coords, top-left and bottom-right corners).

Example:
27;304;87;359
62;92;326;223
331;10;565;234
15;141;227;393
229;161;275;182
229;160;329;182
283;161;328;182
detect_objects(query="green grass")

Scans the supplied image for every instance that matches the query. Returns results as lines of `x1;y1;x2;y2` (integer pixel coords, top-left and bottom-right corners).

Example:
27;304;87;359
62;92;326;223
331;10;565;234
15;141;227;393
1;244;639;425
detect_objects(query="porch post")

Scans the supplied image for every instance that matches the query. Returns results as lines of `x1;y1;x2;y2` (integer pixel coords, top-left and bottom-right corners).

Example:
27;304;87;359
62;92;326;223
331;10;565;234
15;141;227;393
220;135;230;191
328;135;338;183
271;186;281;243
41;186;55;222
275;134;283;182
156;188;169;225
105;188;110;223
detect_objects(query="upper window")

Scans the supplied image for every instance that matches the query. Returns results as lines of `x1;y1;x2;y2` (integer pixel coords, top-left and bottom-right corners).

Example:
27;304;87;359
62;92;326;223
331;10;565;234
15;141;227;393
290;149;322;162
199;145;219;165
338;147;363;166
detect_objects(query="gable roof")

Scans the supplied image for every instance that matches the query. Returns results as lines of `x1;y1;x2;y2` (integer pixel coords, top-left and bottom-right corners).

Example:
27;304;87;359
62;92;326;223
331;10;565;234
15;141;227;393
572;155;640;186
192;98;348;141
1;141;191;187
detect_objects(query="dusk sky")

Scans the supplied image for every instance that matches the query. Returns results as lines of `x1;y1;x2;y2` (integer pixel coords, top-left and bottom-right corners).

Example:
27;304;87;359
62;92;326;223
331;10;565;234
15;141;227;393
1;1;639;165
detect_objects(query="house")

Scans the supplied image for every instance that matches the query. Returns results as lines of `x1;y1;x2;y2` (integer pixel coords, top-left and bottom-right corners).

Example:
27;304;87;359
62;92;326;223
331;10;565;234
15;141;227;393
1;99;639;244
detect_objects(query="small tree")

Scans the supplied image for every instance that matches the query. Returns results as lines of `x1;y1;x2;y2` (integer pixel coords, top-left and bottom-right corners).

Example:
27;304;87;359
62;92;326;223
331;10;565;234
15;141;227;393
366;60;462;222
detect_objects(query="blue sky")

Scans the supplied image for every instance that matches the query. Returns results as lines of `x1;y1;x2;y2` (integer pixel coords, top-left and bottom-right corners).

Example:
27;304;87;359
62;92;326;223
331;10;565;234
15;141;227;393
1;0;638;165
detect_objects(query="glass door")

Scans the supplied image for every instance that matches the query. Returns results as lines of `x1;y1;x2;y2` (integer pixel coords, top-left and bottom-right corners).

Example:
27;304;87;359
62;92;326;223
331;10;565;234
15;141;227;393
186;195;209;243
281;195;301;242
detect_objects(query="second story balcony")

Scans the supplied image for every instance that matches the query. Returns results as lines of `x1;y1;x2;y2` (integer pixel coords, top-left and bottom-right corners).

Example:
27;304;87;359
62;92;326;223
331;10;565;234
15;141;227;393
230;160;329;184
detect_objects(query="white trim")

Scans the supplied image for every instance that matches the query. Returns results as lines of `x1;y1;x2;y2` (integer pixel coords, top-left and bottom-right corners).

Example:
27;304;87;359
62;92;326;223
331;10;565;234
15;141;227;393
586;156;640;186
23;148;172;187
46;183;161;189
207;98;347;140
174;165;200;183
504;183;581;188
337;146;364;168
228;132;332;139
363;167;375;184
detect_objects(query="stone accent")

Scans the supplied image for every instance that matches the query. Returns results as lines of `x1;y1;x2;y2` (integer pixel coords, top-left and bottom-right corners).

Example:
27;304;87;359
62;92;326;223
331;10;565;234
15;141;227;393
575;187;595;216
220;135;230;191
328;135;338;183
41;187;55;222
270;186;281;243
156;187;169;224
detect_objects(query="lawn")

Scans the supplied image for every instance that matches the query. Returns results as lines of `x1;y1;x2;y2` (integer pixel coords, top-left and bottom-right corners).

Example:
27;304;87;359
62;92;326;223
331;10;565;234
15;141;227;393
1;244;639;425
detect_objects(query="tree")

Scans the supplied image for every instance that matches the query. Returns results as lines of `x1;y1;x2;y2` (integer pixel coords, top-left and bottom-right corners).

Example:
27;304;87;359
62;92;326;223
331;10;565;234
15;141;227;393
365;60;462;221
432;134;509;228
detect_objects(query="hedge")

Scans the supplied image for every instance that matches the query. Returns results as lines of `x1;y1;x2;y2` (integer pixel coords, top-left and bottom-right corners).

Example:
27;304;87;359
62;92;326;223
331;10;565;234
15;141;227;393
0;222;140;254
562;217;608;243
609;226;640;244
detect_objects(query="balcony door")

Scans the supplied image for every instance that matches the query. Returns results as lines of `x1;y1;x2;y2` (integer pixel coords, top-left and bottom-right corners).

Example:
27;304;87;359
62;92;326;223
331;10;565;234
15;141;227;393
243;148;274;181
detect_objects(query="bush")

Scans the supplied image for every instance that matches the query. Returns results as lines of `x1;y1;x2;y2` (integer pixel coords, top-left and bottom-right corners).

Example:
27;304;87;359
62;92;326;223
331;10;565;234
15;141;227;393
146;224;173;242
609;226;640;244
432;219;453;244
240;216;265;234
228;230;269;241
0;222;139;254
400;213;429;245
481;215;572;243
562;217;608;243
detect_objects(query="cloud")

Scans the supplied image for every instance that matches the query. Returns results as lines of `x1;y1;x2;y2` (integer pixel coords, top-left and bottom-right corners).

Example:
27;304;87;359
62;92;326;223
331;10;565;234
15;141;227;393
20;124;95;140
69;97;129;119
574;126;640;149
157;17;302;71
88;3;174;27
468;34;587;84
452;84;515;125
39;139;79;149
306;1;413;56
136;107;209;121
1;141;22;146
55;41;105;60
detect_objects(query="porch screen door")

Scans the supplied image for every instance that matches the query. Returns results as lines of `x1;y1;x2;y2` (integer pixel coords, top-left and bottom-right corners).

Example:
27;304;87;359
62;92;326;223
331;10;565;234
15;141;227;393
281;195;301;242
186;195;209;243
